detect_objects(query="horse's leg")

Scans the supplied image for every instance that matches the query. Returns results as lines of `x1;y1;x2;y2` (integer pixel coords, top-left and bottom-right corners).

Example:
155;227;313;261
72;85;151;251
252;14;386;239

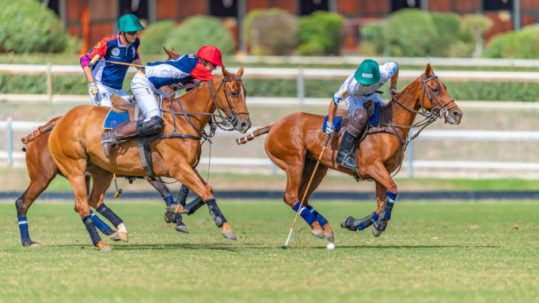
298;159;334;242
363;161;397;237
169;164;236;240
146;178;188;233
86;168;128;242
80;172;116;237
266;149;326;239
341;181;385;233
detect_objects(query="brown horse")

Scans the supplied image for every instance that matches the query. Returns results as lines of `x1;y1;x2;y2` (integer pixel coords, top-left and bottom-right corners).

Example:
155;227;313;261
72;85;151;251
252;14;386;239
48;67;250;251
237;64;463;243
16;119;193;247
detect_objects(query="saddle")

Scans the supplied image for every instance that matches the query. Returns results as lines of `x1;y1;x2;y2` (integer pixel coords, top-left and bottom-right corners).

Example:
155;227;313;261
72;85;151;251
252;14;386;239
102;95;158;178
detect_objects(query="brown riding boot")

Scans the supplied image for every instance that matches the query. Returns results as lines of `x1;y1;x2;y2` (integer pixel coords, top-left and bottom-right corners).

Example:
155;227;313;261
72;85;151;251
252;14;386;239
101;121;138;158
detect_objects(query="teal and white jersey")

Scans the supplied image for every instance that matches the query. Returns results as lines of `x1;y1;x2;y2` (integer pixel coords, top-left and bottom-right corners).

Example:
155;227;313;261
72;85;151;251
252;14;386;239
333;62;398;105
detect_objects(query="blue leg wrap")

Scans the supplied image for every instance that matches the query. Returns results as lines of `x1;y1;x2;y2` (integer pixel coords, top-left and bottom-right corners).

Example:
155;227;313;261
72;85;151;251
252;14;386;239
90;210;114;235
164;195;175;206
96;204;123;227
382;192;397;221
305;205;329;226
177;185;190;206
17;215;31;245
292;202;315;225
82;216;102;246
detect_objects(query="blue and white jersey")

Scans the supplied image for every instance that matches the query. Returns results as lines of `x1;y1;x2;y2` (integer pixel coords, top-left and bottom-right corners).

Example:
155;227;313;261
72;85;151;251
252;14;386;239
83;35;140;90
333;62;398;105
144;55;199;90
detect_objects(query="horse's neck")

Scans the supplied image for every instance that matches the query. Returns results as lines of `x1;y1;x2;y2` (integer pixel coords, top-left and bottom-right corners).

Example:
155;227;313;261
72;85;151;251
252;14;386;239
387;82;421;136
167;86;215;132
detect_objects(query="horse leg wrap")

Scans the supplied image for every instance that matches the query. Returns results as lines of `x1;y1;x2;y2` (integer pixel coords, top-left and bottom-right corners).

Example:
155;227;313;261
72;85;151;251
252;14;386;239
17;215;31;246
96;204;123;227
184;197;204;215
292;202;315;225
164;195;175;206
380;192;397;221
90;210;114;235
82;216;103;246
206;199;226;227
176;185;190;206
304;205;329;226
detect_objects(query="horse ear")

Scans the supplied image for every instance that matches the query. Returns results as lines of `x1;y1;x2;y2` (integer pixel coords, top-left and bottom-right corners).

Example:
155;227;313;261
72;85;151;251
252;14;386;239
236;66;244;77
163;47;180;59
425;63;434;76
222;66;231;77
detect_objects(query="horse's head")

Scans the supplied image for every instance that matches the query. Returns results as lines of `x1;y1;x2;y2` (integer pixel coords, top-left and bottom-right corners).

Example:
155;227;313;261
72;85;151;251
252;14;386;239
417;64;463;125
208;67;251;133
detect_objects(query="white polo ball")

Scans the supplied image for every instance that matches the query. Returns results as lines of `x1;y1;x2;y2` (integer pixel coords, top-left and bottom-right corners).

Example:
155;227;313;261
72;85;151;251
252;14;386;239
326;242;335;250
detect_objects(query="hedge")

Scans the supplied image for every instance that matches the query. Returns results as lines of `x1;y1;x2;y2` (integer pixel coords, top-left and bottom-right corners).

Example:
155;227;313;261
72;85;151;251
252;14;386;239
243;9;298;55
297;11;344;56
484;25;539;59
0;0;68;53
139;20;176;56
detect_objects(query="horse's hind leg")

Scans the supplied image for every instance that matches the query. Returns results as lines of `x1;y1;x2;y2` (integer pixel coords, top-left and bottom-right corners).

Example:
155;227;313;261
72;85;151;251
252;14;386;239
147;178;188;233
298;159;334;242
87;168;128;242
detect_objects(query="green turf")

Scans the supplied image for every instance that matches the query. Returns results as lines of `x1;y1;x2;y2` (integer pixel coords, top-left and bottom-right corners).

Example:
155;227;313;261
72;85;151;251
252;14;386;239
0;201;538;303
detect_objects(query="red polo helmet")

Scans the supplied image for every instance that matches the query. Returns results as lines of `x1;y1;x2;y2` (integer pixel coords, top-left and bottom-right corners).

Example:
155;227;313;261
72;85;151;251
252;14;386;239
196;45;224;67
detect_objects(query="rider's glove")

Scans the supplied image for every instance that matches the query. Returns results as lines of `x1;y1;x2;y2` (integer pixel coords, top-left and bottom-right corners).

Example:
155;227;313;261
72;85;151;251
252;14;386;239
325;122;335;135
88;82;101;105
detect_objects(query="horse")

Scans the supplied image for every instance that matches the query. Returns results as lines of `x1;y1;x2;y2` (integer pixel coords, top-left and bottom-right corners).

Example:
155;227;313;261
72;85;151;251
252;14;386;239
14;47;200;247
16;119;193;247
47;67;250;251
236;64;463;244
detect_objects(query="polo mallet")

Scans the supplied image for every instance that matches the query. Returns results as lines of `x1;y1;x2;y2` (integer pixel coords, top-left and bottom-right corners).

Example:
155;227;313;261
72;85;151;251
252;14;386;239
282;133;332;249
106;60;144;68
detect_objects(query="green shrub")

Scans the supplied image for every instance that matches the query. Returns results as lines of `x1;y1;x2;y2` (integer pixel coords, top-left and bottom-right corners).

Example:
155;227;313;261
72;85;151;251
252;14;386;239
462;15;493;57
431;12;462;56
384;9;437;57
0;0;68;53
164;16;234;56
243;9;297;55
484;26;539;59
360;22;385;55
297;11;344;56
139;20;176;56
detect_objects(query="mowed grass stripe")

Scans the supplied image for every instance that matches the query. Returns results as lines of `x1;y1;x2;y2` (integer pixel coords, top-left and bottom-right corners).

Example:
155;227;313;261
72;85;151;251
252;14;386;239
0;201;538;303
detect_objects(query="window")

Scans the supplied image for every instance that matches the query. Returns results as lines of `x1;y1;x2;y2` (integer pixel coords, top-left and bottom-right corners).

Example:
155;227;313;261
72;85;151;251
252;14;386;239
209;0;237;17
391;0;420;12
45;0;61;17
119;0;149;20
299;0;329;16
483;0;513;11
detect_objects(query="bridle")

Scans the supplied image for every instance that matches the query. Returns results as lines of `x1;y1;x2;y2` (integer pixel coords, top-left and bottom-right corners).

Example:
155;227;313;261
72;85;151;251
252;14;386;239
160;75;248;142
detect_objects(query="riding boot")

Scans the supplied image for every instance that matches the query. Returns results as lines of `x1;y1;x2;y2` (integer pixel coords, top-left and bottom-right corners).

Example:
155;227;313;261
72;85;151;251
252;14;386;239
336;130;359;169
101;121;139;158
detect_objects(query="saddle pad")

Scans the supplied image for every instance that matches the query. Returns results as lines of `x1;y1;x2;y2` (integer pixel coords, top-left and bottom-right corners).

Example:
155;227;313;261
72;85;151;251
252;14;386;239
103;109;130;129
368;101;381;127
322;116;343;133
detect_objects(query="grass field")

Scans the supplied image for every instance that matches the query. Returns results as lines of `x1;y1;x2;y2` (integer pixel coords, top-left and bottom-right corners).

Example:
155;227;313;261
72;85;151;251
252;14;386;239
0;200;538;303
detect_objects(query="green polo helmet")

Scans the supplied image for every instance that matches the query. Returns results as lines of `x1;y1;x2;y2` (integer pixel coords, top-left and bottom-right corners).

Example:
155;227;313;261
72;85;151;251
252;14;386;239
118;14;145;32
354;59;381;85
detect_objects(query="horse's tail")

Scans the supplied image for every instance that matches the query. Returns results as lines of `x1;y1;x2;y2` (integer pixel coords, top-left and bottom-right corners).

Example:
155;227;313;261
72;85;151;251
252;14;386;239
21;116;62;150
236;124;273;145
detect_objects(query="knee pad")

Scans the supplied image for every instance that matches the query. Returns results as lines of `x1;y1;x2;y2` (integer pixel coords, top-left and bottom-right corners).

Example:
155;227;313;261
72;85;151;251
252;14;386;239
137;116;163;136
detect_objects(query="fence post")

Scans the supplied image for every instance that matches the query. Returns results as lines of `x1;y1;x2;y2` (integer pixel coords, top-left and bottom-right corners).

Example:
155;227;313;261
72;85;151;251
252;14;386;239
7;117;13;168
297;67;305;106
47;62;53;103
406;140;414;177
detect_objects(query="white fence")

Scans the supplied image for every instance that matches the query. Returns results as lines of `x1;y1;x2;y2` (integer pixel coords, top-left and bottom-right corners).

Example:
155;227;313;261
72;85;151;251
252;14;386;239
3;63;539;104
2;118;539;178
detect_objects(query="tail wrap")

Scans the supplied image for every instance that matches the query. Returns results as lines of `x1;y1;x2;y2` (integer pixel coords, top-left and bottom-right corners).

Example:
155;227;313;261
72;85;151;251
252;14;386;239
236;125;272;145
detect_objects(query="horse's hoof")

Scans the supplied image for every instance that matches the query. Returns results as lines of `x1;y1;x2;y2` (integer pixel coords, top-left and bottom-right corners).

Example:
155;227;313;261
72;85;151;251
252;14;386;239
323;232;334;243
372;221;387;238
110;230;128;242
340;216;358;232
222;231;237;241
164;212;175;224
22;240;40;248
175;224;189;234
311;228;324;239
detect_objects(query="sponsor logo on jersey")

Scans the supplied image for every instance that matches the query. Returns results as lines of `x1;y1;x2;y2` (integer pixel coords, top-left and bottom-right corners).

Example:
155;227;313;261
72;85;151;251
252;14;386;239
111;47;120;57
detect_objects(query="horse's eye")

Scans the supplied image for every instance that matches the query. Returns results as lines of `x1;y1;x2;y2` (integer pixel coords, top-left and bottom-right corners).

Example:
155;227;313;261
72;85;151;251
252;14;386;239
230;91;239;98
433;86;440;94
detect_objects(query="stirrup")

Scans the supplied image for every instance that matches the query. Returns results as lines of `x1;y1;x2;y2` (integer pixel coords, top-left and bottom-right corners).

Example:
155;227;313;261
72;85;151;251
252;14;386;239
101;133;118;158
338;154;358;169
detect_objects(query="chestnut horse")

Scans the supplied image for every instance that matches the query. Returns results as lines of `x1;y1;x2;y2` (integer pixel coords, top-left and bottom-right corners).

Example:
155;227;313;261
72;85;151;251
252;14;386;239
237;64;463;244
48;67;250;251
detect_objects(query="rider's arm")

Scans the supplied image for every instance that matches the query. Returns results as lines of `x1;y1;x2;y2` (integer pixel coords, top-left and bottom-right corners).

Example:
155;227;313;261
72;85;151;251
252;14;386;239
328;75;352;124
390;68;399;92
80;37;108;83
